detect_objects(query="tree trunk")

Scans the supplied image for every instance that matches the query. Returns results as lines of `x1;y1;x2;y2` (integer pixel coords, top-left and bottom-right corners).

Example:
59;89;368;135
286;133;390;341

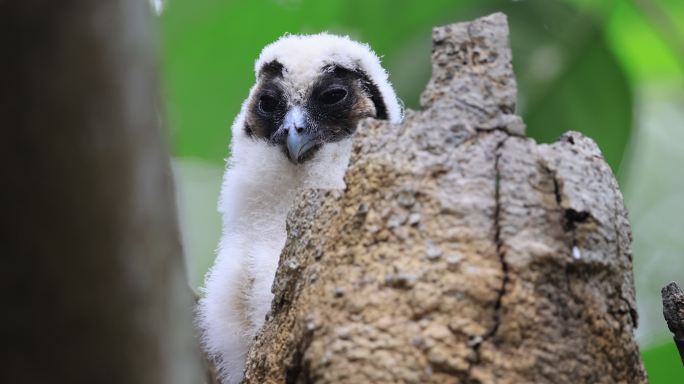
243;13;647;384
1;1;201;383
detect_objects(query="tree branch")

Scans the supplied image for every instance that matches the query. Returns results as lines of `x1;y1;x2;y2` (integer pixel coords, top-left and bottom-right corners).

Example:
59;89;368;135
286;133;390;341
662;281;684;365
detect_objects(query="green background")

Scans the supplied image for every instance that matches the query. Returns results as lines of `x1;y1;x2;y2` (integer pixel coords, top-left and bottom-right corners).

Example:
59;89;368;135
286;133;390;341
156;0;684;381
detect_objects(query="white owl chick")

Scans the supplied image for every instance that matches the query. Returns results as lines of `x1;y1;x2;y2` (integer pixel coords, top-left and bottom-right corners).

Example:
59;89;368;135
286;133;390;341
196;33;402;384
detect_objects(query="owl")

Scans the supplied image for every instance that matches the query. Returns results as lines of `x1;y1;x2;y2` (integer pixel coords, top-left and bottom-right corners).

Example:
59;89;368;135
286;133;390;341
197;32;402;384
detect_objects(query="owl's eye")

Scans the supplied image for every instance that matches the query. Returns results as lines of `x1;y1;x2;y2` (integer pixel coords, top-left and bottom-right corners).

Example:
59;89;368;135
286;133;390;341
319;87;347;105
259;94;279;114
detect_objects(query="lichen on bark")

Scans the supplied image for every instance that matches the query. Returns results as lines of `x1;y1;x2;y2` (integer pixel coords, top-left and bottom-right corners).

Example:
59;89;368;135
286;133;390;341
243;13;646;384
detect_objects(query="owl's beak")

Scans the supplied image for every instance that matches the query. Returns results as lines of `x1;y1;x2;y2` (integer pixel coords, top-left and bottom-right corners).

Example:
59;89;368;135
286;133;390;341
284;106;317;164
286;127;317;164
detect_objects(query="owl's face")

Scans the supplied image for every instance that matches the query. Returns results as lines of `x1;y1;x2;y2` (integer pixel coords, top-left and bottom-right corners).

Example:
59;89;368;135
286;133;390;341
243;61;388;164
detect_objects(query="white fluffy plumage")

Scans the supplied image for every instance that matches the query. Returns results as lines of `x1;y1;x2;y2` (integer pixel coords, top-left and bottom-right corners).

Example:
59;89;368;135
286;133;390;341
196;32;402;384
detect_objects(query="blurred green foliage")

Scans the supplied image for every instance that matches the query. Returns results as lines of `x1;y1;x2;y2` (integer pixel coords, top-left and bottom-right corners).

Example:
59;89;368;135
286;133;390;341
160;0;684;382
160;0;635;170
641;340;683;383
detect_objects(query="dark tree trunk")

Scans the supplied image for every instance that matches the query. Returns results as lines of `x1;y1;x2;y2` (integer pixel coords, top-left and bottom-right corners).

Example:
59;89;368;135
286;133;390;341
1;1;201;383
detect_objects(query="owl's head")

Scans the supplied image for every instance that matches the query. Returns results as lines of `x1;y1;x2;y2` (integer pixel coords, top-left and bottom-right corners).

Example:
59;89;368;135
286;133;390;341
236;33;402;164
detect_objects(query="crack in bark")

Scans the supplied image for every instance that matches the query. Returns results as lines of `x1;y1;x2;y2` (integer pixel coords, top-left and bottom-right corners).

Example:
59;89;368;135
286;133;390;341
542;154;636;380
463;135;510;383
546;155;639;331
541;161;580;255
542;162;588;324
284;322;315;384
474;126;525;137
612;186;639;328
543;149;641;362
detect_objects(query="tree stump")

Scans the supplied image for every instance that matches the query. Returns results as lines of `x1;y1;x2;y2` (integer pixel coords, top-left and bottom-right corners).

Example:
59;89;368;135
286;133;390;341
243;13;647;384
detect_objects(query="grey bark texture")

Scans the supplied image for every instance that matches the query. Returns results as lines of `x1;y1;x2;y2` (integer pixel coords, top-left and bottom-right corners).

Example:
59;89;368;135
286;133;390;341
243;13;647;384
1;1;201;383
661;282;684;365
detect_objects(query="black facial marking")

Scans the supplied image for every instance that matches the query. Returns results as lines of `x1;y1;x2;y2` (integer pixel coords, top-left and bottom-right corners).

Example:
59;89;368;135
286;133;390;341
319;87;348;105
317;65;388;121
258;60;284;78
244;122;254;137
245;62;392;165
306;66;363;141
248;60;287;140
258;93;279;114
354;68;388;120
248;82;287;140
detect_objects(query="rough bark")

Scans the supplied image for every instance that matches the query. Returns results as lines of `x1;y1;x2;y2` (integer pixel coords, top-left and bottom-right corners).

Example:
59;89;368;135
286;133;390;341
662;282;684;365
243;13;646;384
1;1;201;383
